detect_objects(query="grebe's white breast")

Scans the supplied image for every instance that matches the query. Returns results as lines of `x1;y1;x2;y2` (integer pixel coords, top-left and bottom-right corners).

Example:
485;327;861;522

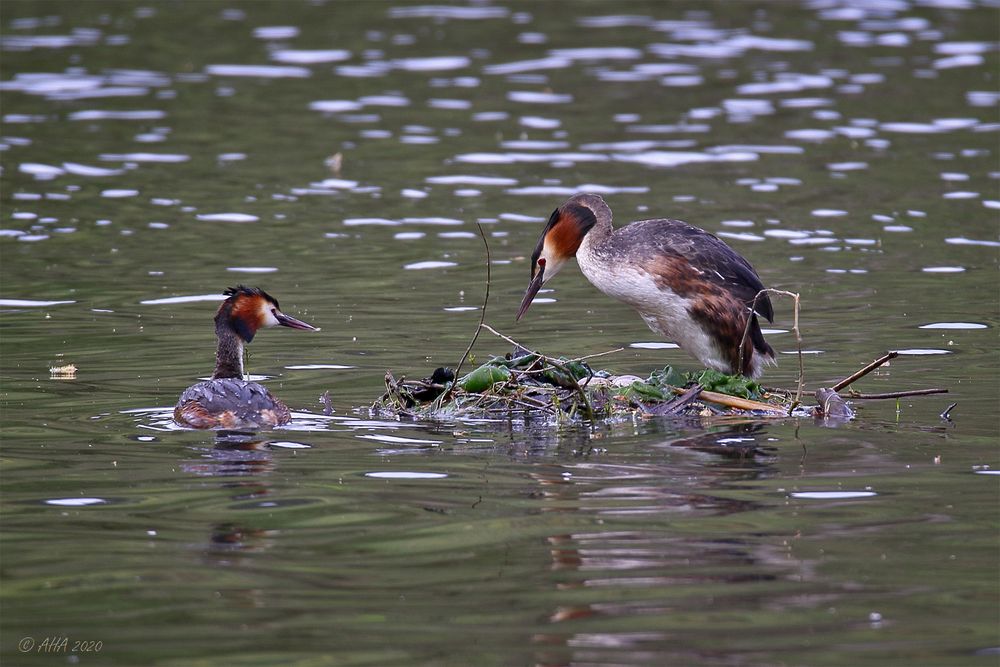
576;226;732;372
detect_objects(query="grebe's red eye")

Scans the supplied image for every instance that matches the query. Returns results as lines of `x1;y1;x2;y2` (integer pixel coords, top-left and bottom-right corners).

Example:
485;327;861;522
538;258;546;267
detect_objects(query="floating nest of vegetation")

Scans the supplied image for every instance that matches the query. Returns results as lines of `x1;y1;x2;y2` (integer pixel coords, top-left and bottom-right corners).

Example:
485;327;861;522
374;335;949;425
377;352;787;422
374;333;840;422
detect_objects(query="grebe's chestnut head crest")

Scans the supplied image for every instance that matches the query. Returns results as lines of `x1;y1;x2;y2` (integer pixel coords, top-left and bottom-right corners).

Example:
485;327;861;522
216;285;318;342
516;195;606;321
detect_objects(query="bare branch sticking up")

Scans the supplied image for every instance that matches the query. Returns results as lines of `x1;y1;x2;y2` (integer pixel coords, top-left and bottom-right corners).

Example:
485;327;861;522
832;351;898;392
738;288;804;410
438;222;491;406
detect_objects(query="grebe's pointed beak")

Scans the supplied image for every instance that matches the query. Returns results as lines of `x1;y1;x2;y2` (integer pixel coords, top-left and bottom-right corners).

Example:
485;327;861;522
515;263;545;321
275;311;320;331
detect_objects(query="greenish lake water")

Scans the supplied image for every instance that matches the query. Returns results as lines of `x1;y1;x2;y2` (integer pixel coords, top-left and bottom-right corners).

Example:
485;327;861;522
1;1;997;665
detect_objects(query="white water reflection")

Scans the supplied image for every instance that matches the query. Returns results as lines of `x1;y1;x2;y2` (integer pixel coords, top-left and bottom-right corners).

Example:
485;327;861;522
196;213;259;223
44;497;108;507
919;322;987;330
99;152;189;162
613;150;756;168
0;298;76;307
404;261;457;270
357;434;442;446
945;237;1000;247
629;342;680;350
427;175;517;186
364;471;448;479
62;162;124;176
507;185;649;196
508;91;573;104
737;74;833;95
393;56;470;72
140;294;223;305
100;189;138;198
205;64;310;78
387;5;508;19
18;162;63;178
455;151;607;164
649;35;813;59
791;491;877;500
271;49;351;64
252;26;299;40
520;116;560;129
309;100;363;113
268;441;312;449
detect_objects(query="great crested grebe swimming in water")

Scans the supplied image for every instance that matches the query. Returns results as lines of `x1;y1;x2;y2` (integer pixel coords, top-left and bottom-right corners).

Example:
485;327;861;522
516;194;776;378
174;286;318;429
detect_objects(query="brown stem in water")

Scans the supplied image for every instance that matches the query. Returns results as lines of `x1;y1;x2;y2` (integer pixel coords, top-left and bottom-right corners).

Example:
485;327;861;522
845;388;948;400
671;386;785;414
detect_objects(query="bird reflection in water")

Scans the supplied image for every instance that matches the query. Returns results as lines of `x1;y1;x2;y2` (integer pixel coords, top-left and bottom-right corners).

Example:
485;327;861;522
527;424;790;660
179;431;282;478
179;433;285;579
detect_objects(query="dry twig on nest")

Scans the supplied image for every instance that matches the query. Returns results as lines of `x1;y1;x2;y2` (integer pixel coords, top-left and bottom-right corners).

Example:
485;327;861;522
479;323;595;420
739;288;804;411
672;386;785;414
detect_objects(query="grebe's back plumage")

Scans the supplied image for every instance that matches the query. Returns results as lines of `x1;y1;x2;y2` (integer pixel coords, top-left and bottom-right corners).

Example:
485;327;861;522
516;194;775;378
175;378;292;429
173;286;318;429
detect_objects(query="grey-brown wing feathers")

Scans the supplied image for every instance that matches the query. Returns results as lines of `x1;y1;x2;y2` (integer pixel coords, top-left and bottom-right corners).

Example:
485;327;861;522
614;218;774;322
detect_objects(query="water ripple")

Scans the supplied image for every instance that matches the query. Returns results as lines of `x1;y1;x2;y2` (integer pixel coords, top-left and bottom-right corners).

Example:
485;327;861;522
613;150;757;167
271;49;351;64
0;298;76;307
387;6;509;19
427;175;517;186
205;64;311;78
196;213;259;223
392;56;470;72
507;91;573;104
455;151;607;164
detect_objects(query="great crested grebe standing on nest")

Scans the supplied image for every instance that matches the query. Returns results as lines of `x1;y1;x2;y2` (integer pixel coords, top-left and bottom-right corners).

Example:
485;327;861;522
516;194;775;378
174;286;318;429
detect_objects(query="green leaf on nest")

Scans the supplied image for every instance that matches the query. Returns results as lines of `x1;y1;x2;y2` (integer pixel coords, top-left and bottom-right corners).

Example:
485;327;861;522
686;369;764;400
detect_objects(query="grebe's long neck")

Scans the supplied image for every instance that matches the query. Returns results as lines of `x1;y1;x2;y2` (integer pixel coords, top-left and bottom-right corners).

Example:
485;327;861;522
576;204;615;273
212;322;245;380
578;213;613;254
576;207;656;311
